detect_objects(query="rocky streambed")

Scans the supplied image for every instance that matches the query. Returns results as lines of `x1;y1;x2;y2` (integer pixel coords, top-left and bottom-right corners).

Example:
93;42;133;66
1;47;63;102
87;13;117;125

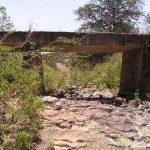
37;86;150;150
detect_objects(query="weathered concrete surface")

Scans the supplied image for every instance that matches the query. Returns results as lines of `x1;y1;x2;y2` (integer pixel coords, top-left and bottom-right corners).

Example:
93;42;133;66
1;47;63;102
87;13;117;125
0;32;149;53
119;49;143;97
119;34;150;97
140;47;150;94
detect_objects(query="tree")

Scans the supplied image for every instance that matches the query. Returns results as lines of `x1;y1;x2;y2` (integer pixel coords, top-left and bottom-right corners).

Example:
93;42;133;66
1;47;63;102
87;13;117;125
0;6;14;31
144;13;150;33
75;0;143;33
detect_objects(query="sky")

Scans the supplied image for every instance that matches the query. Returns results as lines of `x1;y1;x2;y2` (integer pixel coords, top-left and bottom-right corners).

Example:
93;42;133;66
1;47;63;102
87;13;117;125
1;0;150;31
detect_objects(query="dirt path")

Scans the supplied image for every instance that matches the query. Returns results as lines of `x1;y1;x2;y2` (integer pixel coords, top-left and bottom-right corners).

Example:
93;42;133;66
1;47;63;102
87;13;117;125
40;97;150;150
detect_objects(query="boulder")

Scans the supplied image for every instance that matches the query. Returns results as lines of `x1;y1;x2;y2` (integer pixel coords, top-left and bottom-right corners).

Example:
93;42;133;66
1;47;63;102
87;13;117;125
43;96;59;104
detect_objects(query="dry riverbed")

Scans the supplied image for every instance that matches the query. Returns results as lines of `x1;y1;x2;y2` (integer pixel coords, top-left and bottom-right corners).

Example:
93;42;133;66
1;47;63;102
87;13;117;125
37;92;150;150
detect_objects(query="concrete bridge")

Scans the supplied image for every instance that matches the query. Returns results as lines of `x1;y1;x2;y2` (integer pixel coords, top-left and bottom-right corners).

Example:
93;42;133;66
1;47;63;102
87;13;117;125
0;31;150;98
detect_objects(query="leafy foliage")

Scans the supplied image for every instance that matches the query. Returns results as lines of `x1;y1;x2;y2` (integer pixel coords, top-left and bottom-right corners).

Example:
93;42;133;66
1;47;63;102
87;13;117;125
68;53;122;89
42;37;81;53
43;53;122;93
145;13;150;24
145;13;150;33
54;37;81;45
44;63;66;93
70;53;110;68
0;50;43;150
0;6;14;31
75;0;143;33
15;132;32;150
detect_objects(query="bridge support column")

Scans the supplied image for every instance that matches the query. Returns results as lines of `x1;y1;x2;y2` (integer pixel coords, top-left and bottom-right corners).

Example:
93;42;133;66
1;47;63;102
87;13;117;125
139;47;150;96
119;49;143;98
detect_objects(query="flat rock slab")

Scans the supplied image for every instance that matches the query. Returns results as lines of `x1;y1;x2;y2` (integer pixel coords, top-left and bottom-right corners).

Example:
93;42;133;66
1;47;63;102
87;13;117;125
40;98;150;150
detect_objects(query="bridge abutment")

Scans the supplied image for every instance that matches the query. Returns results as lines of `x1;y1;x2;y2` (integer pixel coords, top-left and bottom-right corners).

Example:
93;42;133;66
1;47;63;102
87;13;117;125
139;47;150;96
119;49;143;98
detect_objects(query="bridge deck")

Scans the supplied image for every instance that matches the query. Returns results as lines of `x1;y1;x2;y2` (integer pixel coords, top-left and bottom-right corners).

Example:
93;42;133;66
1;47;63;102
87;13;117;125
0;32;150;53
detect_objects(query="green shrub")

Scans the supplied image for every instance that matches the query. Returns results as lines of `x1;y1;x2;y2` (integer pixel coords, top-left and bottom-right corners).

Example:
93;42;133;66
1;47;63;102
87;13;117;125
43;53;122;92
67;53;121;90
44;64;66;94
15;132;32;150
0;50;43;150
89;53;122;89
70;53;110;68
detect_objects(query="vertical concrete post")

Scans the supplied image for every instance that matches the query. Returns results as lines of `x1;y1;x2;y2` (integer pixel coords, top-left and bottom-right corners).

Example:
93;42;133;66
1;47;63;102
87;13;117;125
139;47;150;95
119;49;143;98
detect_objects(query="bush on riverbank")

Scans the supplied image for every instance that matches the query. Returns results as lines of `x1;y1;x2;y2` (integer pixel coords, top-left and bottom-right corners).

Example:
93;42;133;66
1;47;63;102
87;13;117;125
0;50;43;150
43;53;122;93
